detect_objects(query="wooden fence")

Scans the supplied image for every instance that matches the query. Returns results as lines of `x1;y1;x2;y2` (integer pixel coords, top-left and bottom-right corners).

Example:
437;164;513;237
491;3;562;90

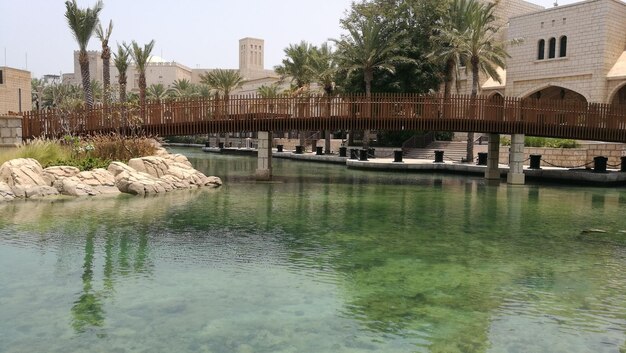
21;94;626;143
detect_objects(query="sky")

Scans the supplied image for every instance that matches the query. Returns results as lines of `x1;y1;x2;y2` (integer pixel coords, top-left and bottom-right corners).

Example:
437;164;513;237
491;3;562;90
1;0;583;78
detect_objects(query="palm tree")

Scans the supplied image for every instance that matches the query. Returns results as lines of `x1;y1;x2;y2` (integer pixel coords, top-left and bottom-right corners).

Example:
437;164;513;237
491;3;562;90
439;0;509;161
113;44;130;103
95;20;113;105
147;83;169;101
170;78;197;98
64;0;103;109
199;69;245;99
307;43;338;153
127;40;156;107
257;84;281;98
275;41;315;89
333;15;414;147
429;0;480;97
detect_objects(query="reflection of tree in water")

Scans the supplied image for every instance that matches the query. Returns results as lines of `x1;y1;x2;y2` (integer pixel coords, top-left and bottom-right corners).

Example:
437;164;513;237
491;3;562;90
70;223;154;334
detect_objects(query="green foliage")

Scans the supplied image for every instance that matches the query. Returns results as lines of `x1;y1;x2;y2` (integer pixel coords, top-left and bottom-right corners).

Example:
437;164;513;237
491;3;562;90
165;135;207;144
500;136;580;148
0;139;71;166
199;69;245;97
374;130;425;147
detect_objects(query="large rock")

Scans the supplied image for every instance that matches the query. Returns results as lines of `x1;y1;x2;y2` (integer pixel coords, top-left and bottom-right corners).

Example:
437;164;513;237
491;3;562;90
0;158;59;198
75;169;120;195
53;178;97;197
108;162;174;195
128;156;170;178
42;166;80;186
0;182;15;201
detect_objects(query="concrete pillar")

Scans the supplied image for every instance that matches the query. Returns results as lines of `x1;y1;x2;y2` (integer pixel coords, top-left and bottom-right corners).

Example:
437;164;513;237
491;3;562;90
255;131;272;181
485;133;500;180
325;130;331;154
507;134;525;185
0;115;23;147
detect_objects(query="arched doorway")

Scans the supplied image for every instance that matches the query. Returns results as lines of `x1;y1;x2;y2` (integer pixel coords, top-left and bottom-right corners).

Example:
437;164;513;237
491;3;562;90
486;92;504;121
610;83;626;106
525;86;587;103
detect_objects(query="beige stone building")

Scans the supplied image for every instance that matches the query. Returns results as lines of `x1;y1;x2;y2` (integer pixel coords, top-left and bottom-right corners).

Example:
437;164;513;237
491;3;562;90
463;0;626;106
0;66;32;114
63;37;282;98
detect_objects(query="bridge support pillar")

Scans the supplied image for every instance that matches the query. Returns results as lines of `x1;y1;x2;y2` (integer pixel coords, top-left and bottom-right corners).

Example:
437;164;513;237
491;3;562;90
485;133;500;180
507;134;525;185
325;130;331;154
255;131;272;181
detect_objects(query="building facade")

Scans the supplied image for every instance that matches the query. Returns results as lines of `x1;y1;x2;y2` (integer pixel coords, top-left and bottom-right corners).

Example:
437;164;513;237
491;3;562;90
470;0;626;105
0;66;32;114
63;37;281;98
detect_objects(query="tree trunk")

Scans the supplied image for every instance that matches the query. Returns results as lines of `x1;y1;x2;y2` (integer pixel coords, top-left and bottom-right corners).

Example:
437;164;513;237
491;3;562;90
466;57;480;163
79;50;94;109
139;73;146;106
363;69;373;149
444;58;454;98
102;47;111;106
119;77;126;103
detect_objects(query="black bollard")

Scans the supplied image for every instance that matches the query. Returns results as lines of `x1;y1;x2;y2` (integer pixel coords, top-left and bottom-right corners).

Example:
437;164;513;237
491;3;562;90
530;154;542;169
316;146;323;155
368;148;376;159
277;144;283;153
205;141;210;148
594;156;608;173
621;156;626;172
339;146;347;157
295;145;304;154
434;150;444;163
394;150;403;163
218;142;224;149
477;152;488;166
350;149;359;160
359;149;368;161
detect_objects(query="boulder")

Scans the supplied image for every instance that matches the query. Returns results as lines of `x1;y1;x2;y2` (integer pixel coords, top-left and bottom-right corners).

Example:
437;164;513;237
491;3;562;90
206;176;223;187
75;169;120;195
128;156;170;178
12;185;59;198
109;162;174;195
42;166;80;186
0;158;49;187
0;182;15;201
162;153;194;168
53;178;98;197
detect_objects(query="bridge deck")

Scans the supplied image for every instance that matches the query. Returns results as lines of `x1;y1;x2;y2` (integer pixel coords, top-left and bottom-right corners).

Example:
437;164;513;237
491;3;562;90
21;94;626;142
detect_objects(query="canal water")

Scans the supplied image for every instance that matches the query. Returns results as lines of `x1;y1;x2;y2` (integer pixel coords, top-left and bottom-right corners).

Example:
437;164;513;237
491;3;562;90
2;148;626;353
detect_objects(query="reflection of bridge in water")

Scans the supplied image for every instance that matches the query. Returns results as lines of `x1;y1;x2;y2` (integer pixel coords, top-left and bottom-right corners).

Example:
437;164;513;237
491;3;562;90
21;94;626;184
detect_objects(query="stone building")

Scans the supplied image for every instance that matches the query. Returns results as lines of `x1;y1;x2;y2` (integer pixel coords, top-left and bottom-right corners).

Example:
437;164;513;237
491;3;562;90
0;66;32;114
63;37;281;97
463;0;626;105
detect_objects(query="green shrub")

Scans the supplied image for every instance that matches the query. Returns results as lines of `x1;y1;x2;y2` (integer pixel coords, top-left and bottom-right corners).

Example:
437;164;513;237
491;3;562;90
0;139;71;166
500;136;579;148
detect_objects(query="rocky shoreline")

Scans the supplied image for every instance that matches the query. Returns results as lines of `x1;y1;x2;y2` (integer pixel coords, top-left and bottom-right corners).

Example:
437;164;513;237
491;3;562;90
0;146;222;201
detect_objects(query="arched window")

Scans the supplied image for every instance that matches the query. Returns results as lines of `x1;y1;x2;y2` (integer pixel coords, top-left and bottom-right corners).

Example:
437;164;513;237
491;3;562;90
559;36;567;57
548;38;556;59
537;39;545;60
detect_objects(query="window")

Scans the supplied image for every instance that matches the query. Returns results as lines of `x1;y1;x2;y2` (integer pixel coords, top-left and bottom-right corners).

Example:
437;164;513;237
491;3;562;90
538;39;545;60
0;70;3;84
548;37;556;59
559;36;567;57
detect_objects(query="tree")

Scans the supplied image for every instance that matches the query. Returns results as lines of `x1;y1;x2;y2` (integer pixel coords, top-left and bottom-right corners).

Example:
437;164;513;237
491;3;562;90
199;69;245;99
127;40;156;107
95;20;113;105
274;41;316;89
307;43;337;152
170;78;198;98
64;0;103;109
429;0;481;97
333;14;414;147
147;84;169;101
113;44;130;103
438;0;509;161
257;84;281;98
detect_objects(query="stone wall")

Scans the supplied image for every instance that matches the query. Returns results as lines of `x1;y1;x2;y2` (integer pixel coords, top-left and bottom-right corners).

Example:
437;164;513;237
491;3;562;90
0;115;22;146
498;143;626;168
0;67;31;114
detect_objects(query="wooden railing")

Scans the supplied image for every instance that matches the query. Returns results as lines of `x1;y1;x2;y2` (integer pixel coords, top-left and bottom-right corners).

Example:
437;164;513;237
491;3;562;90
21;94;626;143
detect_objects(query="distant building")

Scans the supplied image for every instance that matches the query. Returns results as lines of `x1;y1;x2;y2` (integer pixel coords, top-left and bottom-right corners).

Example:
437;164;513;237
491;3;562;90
0;66;31;114
63;37;282;97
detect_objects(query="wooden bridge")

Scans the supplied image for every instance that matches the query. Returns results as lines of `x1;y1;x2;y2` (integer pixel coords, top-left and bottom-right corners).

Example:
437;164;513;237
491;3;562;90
21;94;626;143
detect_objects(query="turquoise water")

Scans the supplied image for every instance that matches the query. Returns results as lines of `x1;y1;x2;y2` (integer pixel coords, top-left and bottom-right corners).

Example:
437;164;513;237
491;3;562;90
2;149;626;353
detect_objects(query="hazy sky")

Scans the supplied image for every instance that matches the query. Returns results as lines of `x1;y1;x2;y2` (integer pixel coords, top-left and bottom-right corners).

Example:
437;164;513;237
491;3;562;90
1;0;582;78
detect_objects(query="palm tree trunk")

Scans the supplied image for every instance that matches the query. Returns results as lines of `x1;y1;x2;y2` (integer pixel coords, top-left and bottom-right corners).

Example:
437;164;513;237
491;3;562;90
466;58;480;163
363;70;373;149
102;49;111;106
79;50;94;109
119;79;126;103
